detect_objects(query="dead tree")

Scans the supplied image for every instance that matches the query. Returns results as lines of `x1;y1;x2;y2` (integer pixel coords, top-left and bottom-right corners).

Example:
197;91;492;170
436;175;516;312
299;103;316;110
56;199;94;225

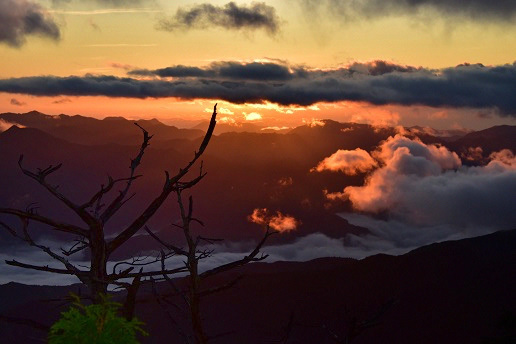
0;104;218;313
146;189;277;344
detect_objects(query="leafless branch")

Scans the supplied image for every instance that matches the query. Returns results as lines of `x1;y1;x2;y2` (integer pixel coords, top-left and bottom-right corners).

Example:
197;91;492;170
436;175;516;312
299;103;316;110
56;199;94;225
17;155;97;226
100;123;152;223
161;251;190;307
144;226;188;256
60;237;89;257
106;103;217;255
0;208;88;236
199;225;277;280
0;220;17;237
5;260;87;276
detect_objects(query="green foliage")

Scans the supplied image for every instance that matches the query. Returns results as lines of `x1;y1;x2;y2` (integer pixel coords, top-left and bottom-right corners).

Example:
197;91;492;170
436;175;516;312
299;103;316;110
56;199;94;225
48;293;148;344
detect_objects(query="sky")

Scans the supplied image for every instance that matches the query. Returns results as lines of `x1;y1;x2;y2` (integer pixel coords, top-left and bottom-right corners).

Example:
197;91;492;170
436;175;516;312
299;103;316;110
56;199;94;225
1;0;516;129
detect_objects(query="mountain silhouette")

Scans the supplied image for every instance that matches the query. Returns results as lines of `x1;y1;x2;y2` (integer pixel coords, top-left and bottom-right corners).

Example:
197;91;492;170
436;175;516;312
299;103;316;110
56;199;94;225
0;229;514;343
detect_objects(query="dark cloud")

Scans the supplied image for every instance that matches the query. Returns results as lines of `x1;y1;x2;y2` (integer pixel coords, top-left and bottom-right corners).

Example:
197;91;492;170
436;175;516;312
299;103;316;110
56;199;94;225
0;0;60;47
2;61;516;116
129;61;294;81
10;98;26;106
302;0;516;22
130;65;214;78
349;60;420;76
157;2;281;35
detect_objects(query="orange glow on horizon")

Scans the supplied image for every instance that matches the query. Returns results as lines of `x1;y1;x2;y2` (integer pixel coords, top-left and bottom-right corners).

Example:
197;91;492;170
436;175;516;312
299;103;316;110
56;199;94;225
1;93;514;130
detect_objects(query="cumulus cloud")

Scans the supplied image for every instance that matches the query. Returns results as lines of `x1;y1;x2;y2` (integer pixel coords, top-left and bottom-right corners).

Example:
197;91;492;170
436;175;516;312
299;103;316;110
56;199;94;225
461;146;484;162
312;148;378;175
0;0;60;47
243;112;262;121
248;208;300;233
157;2;280;35
2;61;516;115
488;149;516;167
321;135;516;251
372;134;461;171
301;0;516;22
303;118;326;127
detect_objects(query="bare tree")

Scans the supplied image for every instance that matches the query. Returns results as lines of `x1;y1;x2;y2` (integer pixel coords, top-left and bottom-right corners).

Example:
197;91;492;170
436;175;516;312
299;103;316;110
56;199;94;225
1;103;279;343
0;105;219;314
145;196;277;344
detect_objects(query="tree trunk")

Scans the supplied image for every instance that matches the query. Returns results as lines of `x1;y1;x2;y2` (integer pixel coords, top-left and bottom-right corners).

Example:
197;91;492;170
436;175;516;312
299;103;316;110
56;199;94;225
189;260;207;344
90;223;108;302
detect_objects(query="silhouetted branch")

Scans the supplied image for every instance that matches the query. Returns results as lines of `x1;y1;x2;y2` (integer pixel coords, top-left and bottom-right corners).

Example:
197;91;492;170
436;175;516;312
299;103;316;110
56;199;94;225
145;225;188;256
18;155;96;225
100;123;152;223
5;260;87;275
0;220;17;237
60;237;89;257
0;208;88;236
111;266;188;279
106;103;217;255
2;217;87;283
199;226;277;280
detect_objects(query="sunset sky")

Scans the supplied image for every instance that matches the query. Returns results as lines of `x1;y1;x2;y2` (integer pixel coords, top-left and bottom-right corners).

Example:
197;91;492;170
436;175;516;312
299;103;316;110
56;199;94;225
1;0;516;129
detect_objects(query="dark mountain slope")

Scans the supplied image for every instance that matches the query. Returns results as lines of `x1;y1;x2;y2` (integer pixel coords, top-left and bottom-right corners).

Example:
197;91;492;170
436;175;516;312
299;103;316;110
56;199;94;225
0;229;514;344
447;125;516;163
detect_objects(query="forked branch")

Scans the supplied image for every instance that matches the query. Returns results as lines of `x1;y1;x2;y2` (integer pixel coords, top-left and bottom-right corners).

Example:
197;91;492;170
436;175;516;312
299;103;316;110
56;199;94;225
199;225;277;280
107;103;218;255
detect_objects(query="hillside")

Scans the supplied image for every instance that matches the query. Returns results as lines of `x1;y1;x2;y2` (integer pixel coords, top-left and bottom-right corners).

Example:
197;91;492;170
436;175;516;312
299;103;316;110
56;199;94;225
0;229;514;343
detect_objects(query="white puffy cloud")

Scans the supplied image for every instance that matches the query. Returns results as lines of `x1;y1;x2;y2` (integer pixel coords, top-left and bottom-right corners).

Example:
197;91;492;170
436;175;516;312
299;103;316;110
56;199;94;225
322;135;516;252
312;148;378;175
243;112;262;121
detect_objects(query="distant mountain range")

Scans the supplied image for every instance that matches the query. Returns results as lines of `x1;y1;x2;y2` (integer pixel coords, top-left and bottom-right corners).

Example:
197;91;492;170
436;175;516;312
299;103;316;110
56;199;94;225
0;229;514;343
1;111;515;258
0;111;205;145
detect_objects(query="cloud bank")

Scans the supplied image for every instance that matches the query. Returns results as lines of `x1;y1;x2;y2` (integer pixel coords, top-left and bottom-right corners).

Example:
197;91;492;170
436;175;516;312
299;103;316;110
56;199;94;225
318;135;516;252
130;61;295;81
2;61;516;115
0;232;359;285
157;2;280;35
0;0;60;47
